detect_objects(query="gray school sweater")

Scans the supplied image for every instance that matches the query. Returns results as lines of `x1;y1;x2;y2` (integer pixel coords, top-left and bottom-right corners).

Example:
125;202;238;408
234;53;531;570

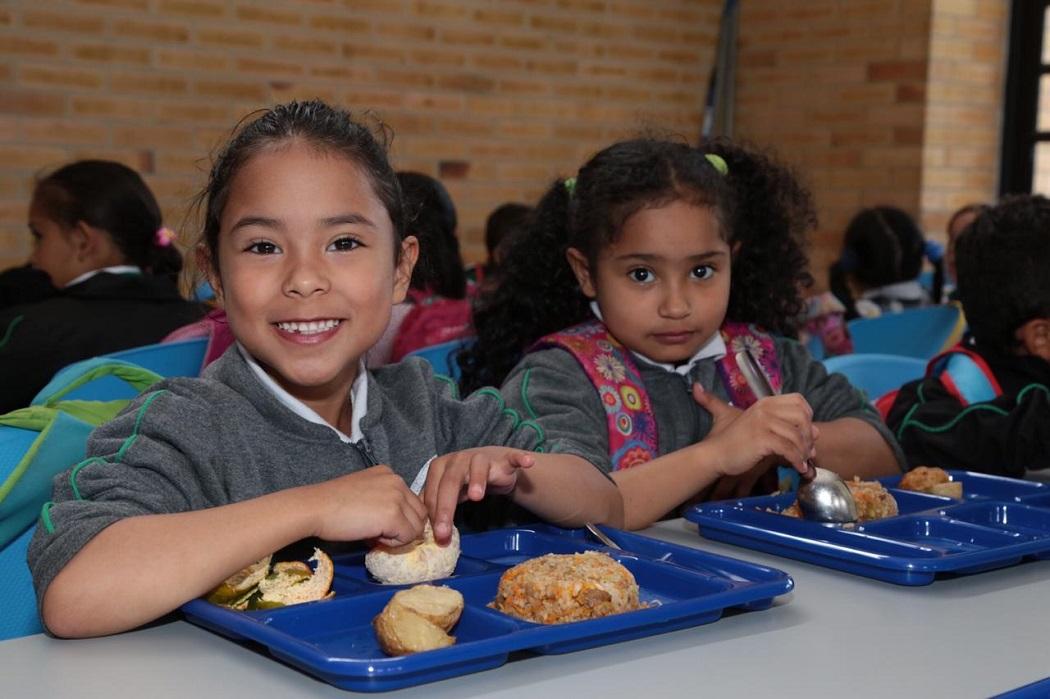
28;348;544;606
501;335;905;474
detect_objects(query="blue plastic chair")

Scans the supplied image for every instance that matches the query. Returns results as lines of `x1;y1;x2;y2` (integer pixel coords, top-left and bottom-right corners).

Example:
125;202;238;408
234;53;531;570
0;524;42;640
823;353;927;401
52;338;208;402
405;338;473;381
847;305;965;359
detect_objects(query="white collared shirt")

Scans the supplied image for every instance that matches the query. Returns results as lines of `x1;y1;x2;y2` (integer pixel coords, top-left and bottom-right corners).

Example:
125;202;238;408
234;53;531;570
64;265;142;289
237;343;368;443
590;300;726;376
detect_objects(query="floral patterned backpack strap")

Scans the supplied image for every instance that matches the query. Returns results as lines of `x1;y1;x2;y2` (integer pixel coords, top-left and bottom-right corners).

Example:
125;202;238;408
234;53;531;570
531;320;658;470
716;321;782;409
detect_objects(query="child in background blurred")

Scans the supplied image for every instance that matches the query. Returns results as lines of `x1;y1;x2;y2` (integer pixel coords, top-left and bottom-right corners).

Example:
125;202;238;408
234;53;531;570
461;138;902;529
29;101;621;638
829;206;943;319
469;202;532;291
0;160;204;412
942;203;986;302
885;195;1050;476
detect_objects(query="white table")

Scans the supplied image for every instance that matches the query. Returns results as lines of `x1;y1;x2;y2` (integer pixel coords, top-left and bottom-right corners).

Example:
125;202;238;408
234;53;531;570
4;519;1049;698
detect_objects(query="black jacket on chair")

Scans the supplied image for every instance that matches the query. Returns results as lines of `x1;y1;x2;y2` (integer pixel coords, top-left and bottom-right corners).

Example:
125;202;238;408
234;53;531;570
0;272;205;413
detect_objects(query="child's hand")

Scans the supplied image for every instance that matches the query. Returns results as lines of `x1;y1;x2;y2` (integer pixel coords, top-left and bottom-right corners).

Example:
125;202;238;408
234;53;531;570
424;448;535;543
308;465;426;547
692;383;742;438
692;388;818;479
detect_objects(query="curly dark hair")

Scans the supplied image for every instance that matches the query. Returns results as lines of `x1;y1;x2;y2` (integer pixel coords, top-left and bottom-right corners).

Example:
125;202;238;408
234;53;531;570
458;137;816;393
956;194;1050;353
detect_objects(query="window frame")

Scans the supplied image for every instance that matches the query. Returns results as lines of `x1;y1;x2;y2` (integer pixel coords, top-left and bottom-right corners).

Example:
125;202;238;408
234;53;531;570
1000;0;1050;195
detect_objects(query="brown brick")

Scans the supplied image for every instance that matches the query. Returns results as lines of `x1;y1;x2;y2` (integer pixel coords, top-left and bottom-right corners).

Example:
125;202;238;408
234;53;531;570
342;43;405;63
0;36;60;58
473;8;525;26
72;95;156;118
112;72;189;96
436;73;496;94
23;10;104;33
113;125;196;149
22;119;109;145
374;69;433;88
197;28;266;48
498;78;549;96
195;80;267;102
154;99;237;123
308;14;369;33
440;28;495;47
113;19;191;43
158;0;227;18
342;89;404;110
311;64;374;82
236;57;304;77
499;34;546;51
410;49;466;67
73;0;149;8
0;89;64;116
375;22;436;41
268;83;340;105
531;15;576;32
72;44;151;64
415;1;469;19
468;52;523;72
157;49;231;72
867;60;928;82
0;145;69;170
236;5;303;25
273;35;340;55
20;65;104;90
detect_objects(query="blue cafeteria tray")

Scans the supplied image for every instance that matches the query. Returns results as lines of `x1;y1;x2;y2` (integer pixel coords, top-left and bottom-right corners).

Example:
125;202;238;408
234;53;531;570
181;525;793;692
685;470;1050;585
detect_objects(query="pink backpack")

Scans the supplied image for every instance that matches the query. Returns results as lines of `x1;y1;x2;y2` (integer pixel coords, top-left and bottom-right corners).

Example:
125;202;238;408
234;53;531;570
390;289;473;362
162;307;235;370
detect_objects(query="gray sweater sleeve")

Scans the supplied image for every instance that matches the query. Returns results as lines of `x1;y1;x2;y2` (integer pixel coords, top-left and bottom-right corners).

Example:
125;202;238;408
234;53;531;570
499;349;613;472
27;387;237;609
776;336;906;470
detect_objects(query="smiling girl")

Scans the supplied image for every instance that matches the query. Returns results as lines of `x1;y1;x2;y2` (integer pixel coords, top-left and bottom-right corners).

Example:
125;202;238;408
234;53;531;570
29;101;621;638
461;138;903;529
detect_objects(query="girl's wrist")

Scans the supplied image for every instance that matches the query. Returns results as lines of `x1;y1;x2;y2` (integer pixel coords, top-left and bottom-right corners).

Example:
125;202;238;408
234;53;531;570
690;440;728;478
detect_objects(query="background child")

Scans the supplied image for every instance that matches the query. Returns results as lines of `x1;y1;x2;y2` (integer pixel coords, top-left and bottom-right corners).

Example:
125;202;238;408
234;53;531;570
942;202;986;302
0;160;204;413
828;205;942;319
28;101;621;638
462;138;903;529
884;195;1050;476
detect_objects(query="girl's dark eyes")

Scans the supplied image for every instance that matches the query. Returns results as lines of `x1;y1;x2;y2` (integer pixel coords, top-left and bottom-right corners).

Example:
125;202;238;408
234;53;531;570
328;236;361;252
628;268;653;283
692;265;715;280
246;240;279;255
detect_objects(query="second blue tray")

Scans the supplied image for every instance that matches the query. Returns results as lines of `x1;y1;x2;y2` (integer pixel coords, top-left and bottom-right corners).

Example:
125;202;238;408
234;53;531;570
685;470;1050;585
181;525;793;692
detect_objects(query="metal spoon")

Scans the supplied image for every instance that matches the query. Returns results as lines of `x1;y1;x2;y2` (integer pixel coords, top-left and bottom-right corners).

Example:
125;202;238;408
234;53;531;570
584;522;622;550
734;349;858;524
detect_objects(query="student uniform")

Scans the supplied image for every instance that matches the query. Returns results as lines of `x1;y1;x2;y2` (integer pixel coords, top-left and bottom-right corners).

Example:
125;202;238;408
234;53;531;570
28;346;549;608
500;330;905;475
884;342;1050;476
0;270;205;413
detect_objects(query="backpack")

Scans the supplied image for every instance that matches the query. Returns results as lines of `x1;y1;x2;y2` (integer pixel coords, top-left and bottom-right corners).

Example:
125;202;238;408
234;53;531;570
532;320;781;470
875;345;1002;420
391;289;474;362
0;358;165;640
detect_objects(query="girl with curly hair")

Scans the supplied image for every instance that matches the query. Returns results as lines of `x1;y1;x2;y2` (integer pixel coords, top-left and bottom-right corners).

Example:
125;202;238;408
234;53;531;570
460;138;903;529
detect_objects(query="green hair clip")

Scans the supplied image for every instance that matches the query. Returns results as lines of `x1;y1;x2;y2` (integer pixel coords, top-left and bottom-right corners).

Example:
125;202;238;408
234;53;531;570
564;176;577;197
704;153;729;176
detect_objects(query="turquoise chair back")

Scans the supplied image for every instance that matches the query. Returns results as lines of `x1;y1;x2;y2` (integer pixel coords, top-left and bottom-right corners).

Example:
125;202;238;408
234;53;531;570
823;353;927;401
405;338;473;381
0;524;42;640
847;305;964;359
52;338;207;402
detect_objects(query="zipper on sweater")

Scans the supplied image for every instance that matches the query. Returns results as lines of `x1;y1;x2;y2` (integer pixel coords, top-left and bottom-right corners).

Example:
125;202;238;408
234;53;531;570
354;439;378;466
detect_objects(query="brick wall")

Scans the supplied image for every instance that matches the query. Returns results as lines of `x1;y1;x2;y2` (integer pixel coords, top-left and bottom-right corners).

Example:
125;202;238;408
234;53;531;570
0;0;721;270
734;0;1008;290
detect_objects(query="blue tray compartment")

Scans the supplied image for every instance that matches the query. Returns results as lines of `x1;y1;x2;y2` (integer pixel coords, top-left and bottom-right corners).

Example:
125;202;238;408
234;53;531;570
182;526;793;692
686;470;1050;585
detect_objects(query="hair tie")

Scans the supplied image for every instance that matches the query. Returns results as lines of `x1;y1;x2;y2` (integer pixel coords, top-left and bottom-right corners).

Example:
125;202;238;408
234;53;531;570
154;226;175;248
704;153;729;176
563;177;577;198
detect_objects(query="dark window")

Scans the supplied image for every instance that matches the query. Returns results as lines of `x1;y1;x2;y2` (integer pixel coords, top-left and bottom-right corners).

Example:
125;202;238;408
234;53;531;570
1001;0;1050;195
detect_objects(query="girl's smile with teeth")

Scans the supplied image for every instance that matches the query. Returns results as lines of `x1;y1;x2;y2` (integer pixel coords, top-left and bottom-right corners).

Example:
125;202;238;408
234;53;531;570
275;319;342;335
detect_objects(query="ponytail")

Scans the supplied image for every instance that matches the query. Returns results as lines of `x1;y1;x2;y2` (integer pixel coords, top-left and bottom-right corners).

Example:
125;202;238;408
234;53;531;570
458;179;589;393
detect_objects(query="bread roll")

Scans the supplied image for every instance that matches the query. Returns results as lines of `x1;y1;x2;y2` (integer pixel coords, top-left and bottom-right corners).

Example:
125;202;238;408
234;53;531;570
373;584;464;655
365;521;460;585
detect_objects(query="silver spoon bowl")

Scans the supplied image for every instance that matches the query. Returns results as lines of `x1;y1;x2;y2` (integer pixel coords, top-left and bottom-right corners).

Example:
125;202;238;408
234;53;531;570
735;349;859;525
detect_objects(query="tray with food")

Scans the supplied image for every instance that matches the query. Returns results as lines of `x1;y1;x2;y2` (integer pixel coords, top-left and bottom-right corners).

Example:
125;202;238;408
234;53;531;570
180;525;793;692
685;467;1050;585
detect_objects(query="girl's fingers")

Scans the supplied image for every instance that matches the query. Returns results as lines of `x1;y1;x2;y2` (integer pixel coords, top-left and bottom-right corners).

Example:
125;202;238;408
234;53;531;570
509;450;535;470
432;457;468;542
467;454;490;502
